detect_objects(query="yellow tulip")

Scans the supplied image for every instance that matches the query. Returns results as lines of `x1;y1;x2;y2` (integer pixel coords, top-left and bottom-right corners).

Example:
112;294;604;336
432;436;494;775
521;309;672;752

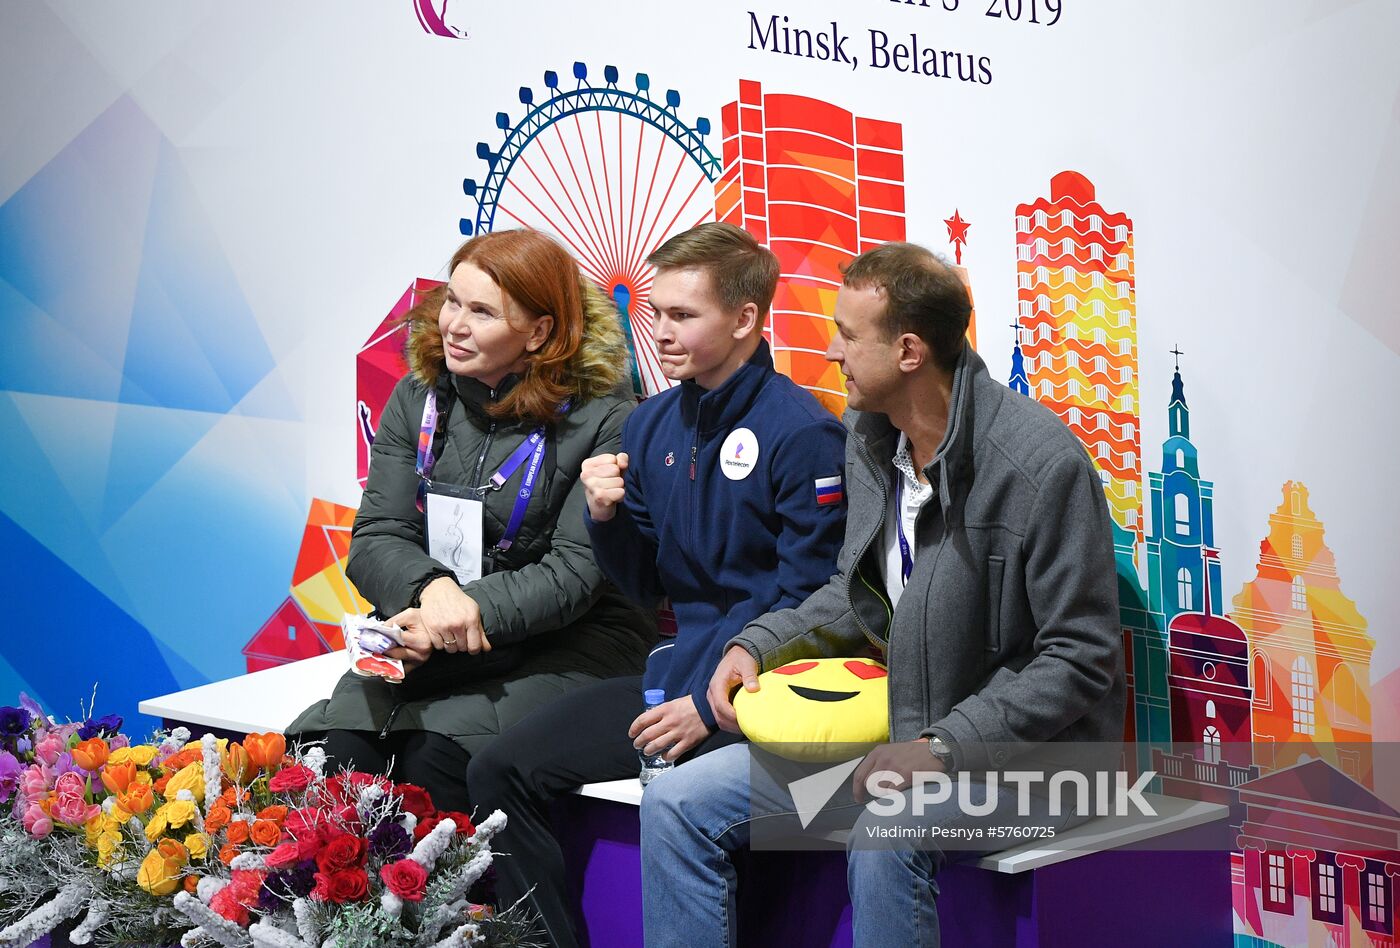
221;742;253;784
137;839;188;897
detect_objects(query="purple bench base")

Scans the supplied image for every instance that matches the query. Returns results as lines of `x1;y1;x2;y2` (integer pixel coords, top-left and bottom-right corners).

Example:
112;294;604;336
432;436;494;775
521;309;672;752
551;795;1234;947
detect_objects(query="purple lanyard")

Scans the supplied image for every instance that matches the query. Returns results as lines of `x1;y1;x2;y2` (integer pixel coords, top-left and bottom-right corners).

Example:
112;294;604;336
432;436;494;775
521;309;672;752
895;477;914;586
490;430;547;552
415;389;562;550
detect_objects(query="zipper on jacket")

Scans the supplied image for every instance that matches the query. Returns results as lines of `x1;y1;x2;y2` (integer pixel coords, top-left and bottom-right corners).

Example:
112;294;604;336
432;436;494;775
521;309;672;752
848;432;893;652
471;390;499;486
688;444;697;480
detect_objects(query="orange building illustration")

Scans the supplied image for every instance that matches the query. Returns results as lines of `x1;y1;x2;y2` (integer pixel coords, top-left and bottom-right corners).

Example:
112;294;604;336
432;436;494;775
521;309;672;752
1015;171;1142;549
1233;482;1375;787
715;79;906;415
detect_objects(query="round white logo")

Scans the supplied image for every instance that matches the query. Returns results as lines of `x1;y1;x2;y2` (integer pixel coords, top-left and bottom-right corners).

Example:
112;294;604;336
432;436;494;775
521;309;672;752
719;428;760;481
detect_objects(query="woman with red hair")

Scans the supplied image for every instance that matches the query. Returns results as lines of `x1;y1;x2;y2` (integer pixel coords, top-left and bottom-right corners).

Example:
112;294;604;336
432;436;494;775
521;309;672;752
289;229;654;810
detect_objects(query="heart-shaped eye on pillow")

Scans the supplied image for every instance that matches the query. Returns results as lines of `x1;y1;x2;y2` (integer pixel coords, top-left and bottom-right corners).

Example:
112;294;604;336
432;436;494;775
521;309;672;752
734;658;890;761
844;660;887;680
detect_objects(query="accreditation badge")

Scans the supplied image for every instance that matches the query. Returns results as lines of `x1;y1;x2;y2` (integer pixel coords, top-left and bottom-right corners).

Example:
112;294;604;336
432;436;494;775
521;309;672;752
424;482;484;585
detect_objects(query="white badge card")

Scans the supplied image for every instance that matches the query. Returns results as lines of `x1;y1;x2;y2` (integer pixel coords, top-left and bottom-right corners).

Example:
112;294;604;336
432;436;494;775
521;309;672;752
425;484;484;585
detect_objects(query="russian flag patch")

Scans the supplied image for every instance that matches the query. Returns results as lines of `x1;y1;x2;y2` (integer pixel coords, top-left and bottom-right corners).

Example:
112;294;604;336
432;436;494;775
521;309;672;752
815;475;844;506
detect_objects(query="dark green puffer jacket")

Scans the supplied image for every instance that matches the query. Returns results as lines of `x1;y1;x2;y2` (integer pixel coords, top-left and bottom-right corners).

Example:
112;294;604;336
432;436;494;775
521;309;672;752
288;284;656;755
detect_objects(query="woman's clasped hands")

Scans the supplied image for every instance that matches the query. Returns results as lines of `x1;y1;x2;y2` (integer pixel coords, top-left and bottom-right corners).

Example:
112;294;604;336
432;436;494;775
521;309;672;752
384;576;491;670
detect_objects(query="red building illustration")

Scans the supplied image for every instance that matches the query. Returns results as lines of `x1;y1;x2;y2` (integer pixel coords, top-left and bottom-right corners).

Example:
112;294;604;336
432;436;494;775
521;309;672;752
1168;549;1253;765
1234;759;1398;944
715;79;906;416
242;597;337;672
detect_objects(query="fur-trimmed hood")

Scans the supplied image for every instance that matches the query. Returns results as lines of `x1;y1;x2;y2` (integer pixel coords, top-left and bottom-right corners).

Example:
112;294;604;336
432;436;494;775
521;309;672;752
403;281;633;399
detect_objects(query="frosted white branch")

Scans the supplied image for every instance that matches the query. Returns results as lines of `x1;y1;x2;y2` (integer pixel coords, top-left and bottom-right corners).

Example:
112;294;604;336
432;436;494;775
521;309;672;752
203;734;222;808
292;897;318;945
197;876;229;904
408;818;455;872
0;881;91;948
248;921;314;948
466;810;507;850
67;897;109;944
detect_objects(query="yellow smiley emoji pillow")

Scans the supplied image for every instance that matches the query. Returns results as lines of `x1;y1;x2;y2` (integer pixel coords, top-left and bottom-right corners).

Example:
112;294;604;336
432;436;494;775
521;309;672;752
734;658;890;761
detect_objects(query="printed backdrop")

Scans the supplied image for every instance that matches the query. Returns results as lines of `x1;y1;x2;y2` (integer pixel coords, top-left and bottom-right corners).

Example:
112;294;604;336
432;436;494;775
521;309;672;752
2;3;1399;944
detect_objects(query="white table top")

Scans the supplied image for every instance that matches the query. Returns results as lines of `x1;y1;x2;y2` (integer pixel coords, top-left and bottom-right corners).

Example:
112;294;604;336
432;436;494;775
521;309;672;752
140;656;1229;874
139;651;347;734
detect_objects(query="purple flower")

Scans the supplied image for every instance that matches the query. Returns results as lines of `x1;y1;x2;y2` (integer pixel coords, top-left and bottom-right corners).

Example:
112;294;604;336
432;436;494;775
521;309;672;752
0;751;21;804
51;751;89;783
17;693;45;723
262;861;317;905
14;737;31;756
0;707;32;739
368;819;411;860
76;714;123;741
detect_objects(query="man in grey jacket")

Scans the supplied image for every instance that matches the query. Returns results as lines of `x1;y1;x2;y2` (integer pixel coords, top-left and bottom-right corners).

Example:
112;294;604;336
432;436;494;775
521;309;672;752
639;242;1125;947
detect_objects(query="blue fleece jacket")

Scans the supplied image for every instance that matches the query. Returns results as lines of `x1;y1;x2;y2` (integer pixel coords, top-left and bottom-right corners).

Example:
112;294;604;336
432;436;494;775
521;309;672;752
584;340;847;728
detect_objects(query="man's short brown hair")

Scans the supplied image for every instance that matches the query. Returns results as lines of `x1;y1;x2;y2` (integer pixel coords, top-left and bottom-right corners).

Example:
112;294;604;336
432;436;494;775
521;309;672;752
842;242;971;371
646;222;781;315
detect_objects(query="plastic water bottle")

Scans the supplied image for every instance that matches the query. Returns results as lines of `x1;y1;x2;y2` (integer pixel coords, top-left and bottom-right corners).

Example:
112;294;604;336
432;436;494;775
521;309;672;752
638;688;674;787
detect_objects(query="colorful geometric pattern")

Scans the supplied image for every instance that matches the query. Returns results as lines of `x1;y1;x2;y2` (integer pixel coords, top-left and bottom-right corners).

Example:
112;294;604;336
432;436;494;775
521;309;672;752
1233;482;1374;786
0;91;305;732
357;279;442;488
1015;171;1142;550
716;79;906;416
288;498;370;642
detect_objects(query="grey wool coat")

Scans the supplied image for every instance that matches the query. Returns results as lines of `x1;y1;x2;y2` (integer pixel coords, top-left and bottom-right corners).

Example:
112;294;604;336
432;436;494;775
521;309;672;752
289;287;656;756
731;344;1126;773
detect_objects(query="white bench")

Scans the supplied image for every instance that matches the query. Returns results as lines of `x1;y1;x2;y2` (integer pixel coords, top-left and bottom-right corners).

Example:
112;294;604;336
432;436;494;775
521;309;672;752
139;653;1228;874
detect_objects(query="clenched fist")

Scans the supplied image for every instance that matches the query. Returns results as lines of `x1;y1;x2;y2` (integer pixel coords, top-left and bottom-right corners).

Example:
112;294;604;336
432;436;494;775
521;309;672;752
581;452;629;522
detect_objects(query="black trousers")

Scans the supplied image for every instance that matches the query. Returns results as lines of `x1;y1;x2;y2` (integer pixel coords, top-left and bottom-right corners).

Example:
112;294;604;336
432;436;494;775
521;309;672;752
466;675;742;948
309;728;473;813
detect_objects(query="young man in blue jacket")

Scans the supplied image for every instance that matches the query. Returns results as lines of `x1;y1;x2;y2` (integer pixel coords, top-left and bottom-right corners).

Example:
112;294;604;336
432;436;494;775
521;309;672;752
466;222;847;947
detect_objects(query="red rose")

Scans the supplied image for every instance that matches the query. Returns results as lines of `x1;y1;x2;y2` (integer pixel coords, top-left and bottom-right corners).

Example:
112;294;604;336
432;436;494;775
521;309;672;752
316;833;366;873
393;783;435;821
325;868;368;903
414;811;475;842
267;764;314;793
380;859;429;902
413;815;440;842
438;811;476;837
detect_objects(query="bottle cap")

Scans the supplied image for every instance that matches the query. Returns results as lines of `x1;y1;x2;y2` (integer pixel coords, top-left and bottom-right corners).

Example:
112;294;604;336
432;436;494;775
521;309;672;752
643;688;666;706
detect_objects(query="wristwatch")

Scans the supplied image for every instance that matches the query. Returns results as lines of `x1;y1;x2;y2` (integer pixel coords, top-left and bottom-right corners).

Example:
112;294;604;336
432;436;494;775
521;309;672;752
927;736;956;773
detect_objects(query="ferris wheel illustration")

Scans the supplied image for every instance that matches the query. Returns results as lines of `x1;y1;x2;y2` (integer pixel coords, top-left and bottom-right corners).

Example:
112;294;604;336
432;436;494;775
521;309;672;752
462;62;721;395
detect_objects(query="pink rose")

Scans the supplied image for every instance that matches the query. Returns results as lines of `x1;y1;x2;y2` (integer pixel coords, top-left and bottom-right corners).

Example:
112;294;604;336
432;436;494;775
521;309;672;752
34;732;66;767
267;764;314;794
265;842;301;869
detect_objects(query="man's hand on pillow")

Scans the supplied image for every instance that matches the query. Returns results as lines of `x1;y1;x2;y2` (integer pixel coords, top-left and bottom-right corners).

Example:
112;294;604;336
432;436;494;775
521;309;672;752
629;695;710;762
851;738;939;803
708;645;761;734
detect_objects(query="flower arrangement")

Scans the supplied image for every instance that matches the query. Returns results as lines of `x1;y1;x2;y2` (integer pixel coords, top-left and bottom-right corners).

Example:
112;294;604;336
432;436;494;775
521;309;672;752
0;696;541;948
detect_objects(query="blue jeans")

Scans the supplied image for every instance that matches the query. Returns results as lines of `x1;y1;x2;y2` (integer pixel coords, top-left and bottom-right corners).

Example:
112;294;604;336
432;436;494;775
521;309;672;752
640;743;1084;947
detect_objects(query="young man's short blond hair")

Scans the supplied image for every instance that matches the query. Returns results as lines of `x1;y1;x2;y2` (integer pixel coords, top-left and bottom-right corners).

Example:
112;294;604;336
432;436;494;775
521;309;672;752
646;222;780;315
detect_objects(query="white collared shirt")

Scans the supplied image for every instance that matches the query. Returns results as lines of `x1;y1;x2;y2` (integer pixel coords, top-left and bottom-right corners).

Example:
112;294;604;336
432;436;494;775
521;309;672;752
883;431;934;609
